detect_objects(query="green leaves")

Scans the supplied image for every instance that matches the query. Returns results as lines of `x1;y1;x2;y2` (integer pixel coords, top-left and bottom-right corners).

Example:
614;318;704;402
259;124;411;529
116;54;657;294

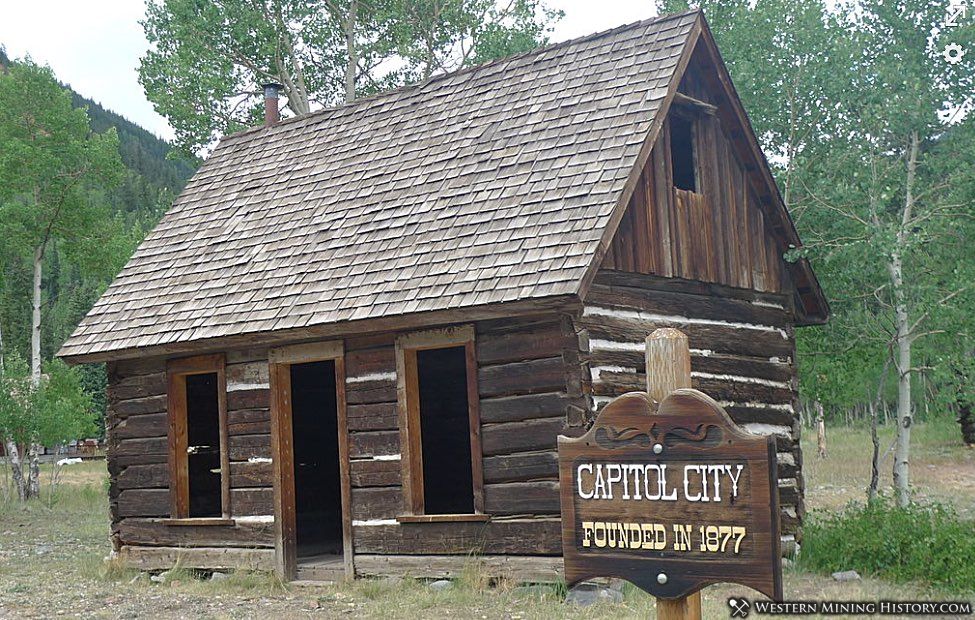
139;0;562;155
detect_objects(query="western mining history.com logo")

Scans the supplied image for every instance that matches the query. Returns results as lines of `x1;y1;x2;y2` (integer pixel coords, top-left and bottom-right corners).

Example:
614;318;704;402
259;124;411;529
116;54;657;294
728;597;751;618
726;598;973;617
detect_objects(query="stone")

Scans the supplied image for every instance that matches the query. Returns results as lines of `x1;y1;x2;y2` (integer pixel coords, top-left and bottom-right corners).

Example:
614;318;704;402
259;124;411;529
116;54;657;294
35;545;53;556
564;583;624;606
209;572;230;583
428;579;454;592
831;570;861;582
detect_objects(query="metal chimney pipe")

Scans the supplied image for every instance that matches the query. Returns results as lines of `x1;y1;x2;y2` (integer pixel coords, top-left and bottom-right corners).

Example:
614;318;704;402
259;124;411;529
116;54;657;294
263;83;283;127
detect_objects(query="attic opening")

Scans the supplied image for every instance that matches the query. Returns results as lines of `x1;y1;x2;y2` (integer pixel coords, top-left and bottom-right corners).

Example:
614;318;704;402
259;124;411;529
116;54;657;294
669;113;698;192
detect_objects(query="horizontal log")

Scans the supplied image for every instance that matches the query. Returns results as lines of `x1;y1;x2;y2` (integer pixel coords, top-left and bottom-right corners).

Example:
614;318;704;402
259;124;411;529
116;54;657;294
354;554;563;582
117;518;274;548
118;488;170;518
478;357;565;398
589;348;792;383
591;372;793;404
108;372;166;401
350;459;401;487
475;321;563;366
118;463;169;490
111;358;165;380
227;408;271;436
479;392;572;424
593;271;792;309
112;412;168;441
226;361;269;389
349;430;400;458
347;402;397;431
484;481;559;515
345;346;396;377
724;405;795;427
227;388;269;411
481;418;564;456
230;461;273;487
483;451;558;484
351;486;402;520
113;437;168;458
228;434;271;461
587;281;791;327
352;518;561;555
346;379;397;405
226;348;270;365
119;545;274;571
231;487;273;516
581;314;793;359
111;395;167;418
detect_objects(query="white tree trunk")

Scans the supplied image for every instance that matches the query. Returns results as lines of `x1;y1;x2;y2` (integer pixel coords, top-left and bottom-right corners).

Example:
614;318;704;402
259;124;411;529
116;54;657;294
31;245;42;386
890;132;918;508
5;441;27;501
815;400;827;459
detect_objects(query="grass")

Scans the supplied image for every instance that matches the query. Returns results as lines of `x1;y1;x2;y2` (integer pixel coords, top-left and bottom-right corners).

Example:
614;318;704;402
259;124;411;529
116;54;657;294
0;420;971;618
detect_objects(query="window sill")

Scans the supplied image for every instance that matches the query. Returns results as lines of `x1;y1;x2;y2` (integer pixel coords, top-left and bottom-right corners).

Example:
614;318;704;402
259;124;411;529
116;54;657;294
162;517;236;526
396;513;491;524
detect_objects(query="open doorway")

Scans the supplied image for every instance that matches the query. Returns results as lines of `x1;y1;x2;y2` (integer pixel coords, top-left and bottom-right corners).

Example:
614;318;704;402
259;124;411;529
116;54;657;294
290;360;343;560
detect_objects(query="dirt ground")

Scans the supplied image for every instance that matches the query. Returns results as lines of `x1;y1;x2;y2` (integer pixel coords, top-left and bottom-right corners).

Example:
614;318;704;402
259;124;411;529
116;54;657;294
0;421;972;619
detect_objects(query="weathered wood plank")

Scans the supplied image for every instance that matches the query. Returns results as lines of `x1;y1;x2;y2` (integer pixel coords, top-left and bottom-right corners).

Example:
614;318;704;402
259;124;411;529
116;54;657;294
350;459;401;487
117;518;274;548
478;357;565;398
118;463;169;490
354;554;563;581
483;481;560;515
111;412;168;441
475;321;563;366
229;461;273;487
351;486;402;520
353;519;562;555
346;379;397;405
228;434;271;461
107;372;166;401
478;392;571;424
118;488;170;518
226;407;271;436
227;388;269;411
347;402;397;431
483;451;558;484
231;487;274;516
349;430;400;458
481;418;564;456
119;545;275;571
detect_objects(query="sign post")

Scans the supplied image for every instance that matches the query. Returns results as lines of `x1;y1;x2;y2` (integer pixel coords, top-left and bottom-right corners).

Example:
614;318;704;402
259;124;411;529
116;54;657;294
558;328;782;619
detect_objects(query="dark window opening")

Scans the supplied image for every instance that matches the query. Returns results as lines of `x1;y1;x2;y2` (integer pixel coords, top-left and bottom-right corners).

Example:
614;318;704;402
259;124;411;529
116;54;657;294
670;114;697;192
186;373;221;518
416;346;474;514
291;360;343;558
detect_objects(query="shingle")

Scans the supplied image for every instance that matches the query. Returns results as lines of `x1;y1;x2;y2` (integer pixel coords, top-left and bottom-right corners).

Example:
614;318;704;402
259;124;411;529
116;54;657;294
59;11;698;359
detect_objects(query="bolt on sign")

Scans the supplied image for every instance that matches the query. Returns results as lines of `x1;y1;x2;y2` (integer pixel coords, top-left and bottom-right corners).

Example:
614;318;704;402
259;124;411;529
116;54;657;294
557;388;783;600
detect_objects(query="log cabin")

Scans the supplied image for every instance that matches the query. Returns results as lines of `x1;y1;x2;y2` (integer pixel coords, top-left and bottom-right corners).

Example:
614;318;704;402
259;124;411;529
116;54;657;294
59;10;828;583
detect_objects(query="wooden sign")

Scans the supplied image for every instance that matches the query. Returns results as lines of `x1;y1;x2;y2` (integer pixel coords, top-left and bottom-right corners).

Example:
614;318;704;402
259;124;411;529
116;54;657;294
558;388;782;601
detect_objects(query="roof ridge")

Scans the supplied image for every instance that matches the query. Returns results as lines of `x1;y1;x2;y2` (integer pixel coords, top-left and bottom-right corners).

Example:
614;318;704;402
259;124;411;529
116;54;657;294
221;9;702;145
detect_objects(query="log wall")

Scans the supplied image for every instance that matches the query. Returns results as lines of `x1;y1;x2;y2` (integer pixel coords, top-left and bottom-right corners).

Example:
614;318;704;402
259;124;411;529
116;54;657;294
578;270;804;547
108;350;275;567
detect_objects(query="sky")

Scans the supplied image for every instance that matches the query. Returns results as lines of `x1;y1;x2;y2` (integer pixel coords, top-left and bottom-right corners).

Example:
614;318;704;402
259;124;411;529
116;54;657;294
0;1;659;143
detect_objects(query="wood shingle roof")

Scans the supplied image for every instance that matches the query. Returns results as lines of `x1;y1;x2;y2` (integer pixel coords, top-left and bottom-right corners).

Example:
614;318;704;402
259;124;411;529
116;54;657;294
60;11;706;362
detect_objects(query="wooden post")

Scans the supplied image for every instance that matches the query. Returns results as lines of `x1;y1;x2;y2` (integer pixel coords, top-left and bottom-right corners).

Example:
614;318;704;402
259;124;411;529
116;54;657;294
646;328;702;620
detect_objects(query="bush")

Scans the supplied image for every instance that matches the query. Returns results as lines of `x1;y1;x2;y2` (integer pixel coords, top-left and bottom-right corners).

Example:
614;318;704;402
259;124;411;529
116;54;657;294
800;497;975;594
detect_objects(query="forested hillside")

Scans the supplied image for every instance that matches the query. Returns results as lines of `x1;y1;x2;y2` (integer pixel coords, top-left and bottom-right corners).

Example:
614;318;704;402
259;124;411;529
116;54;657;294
0;47;196;421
